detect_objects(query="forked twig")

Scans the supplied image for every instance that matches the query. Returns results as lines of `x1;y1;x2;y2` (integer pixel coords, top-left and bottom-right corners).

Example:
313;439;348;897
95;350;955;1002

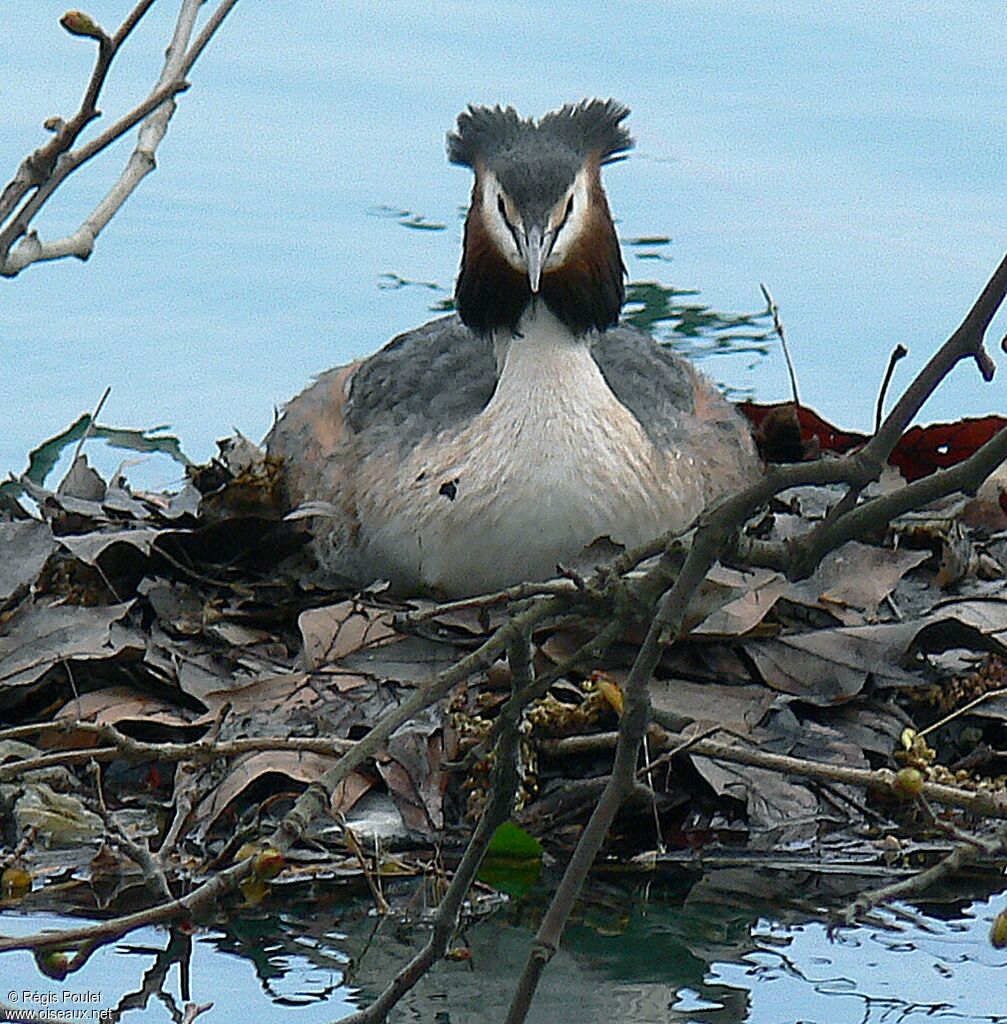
0;0;240;276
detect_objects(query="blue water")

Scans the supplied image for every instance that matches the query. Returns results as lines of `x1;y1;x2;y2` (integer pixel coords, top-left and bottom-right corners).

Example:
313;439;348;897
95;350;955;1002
2;887;1006;1023
3;2;1007;483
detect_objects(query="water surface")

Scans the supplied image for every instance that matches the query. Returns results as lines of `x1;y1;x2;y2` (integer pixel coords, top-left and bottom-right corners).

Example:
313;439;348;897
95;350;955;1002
3;2;1007;481
2;876;1004;1023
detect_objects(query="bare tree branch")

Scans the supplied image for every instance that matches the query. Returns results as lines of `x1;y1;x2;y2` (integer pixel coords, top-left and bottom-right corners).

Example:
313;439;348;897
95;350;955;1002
0;0;239;276
0;722;354;783
541;727;1007;819
0;0;156;224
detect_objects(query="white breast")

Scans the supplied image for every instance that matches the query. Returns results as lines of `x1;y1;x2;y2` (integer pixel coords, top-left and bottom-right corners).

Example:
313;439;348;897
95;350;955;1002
348;308;707;596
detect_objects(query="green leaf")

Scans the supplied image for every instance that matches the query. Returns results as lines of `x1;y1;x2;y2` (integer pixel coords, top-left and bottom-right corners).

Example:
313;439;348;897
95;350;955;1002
484;821;543;862
90;424;192;467
23;414;91;487
476;858;540;899
478;823;542;897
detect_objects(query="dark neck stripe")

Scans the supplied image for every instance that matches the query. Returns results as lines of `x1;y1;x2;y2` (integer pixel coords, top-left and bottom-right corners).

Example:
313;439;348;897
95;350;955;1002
455;207;624;336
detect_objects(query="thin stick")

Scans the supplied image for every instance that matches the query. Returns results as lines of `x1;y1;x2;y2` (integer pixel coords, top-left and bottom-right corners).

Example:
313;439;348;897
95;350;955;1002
875;343;908;432
760;283;799;405
70;385;112;467
918;685;1007;740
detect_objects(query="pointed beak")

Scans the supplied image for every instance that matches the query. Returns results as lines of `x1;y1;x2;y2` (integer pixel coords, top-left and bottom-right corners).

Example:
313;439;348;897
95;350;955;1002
522;224;554;294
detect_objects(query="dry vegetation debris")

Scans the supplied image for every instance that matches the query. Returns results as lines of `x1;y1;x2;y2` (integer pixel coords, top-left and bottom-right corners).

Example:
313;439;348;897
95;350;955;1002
3;414;1007;898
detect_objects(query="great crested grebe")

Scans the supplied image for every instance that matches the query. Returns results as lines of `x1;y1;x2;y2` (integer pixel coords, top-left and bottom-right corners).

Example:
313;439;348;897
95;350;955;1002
266;100;760;597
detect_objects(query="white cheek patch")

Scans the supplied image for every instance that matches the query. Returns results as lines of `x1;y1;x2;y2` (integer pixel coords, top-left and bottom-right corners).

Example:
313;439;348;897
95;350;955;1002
479;171;525;271
546;169;591;269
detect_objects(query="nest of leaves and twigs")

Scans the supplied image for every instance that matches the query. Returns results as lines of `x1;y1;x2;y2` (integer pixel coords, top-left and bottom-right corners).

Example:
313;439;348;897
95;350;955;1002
5;421;1007;884
6;260;1007;1020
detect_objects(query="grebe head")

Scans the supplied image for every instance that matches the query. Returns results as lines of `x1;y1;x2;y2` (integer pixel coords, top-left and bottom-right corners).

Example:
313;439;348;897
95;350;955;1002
448;99;633;337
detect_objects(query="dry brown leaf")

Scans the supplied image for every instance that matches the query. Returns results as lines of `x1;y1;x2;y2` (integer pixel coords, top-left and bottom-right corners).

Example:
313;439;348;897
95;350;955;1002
201;671;318;719
745;620;926;703
193;750;340;833
205;621;273;647
690;567;788;637
747;600;1007;704
298;601;398;669
539;628;591;665
57;454;105;501
331;771;375;816
785;541;929;623
931;597;1007;640
53;686;198;729
58;528;161;567
313;667;371;693
377;712;446;833
0;521;56;606
649;679;777;733
0;602;141;688
337;633;466;686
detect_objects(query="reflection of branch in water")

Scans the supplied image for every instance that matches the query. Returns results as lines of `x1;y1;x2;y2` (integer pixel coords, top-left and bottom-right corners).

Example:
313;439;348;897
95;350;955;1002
111;928;193;1023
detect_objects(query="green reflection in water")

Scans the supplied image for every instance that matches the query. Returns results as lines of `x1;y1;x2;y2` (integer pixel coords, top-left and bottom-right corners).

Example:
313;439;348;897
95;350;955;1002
623;280;772;362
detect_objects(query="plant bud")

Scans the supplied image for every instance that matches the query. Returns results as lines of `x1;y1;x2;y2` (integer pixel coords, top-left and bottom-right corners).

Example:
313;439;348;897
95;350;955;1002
239;876;270;905
892;767;925;799
234;842;258;863
1;865;31;898
594;676;624;716
253;848;285;880
990;909;1007;949
37;949;70;980
60;10;106;41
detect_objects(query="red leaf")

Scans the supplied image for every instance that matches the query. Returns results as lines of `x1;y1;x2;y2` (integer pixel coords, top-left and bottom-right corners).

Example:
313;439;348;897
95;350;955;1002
889;416;1007;482
736;402;1007;482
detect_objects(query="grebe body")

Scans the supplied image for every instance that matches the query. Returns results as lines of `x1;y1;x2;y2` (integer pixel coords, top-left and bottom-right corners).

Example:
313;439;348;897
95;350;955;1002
267;101;759;596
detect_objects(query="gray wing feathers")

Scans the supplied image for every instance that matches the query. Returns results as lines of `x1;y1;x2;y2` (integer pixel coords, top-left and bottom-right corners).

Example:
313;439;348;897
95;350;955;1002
346;315;497;448
592;324;747;455
348;316;742;458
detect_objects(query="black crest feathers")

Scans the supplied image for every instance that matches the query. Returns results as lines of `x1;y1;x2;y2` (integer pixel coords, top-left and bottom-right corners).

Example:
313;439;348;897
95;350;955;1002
447;99;633;169
538;99;633;165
